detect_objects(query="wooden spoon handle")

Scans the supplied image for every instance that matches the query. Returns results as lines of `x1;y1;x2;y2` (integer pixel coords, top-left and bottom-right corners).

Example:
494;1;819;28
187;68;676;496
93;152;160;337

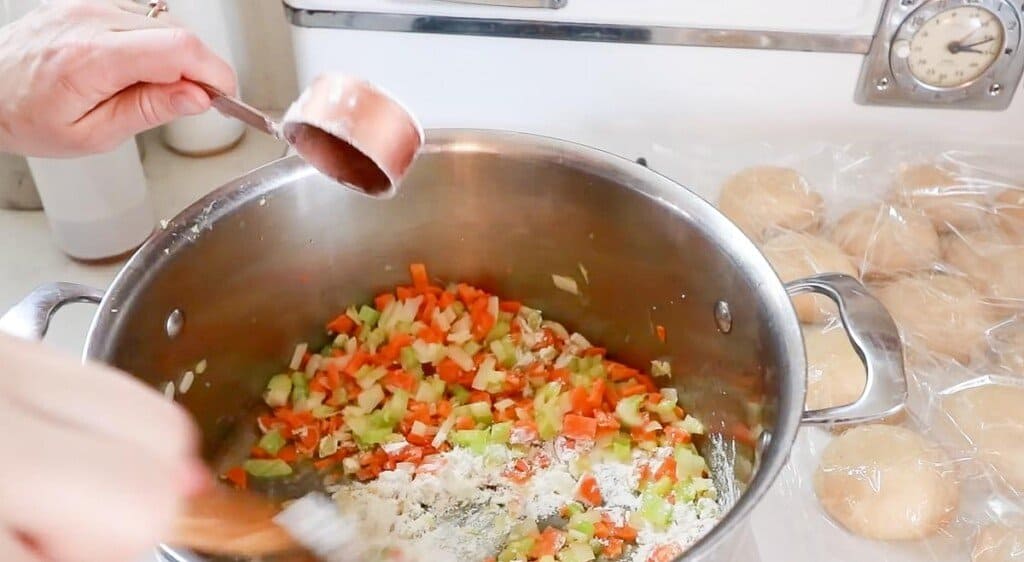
170;485;301;557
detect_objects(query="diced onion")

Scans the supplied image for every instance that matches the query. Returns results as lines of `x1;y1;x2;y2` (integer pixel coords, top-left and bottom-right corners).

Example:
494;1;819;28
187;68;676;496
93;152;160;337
195;359;207;375
304;354;322;378
662;388;678;402
289;343;308;370
446;345;475;371
410;420;429;437
494;398;515;411
554;352;574;369
651;360;672;378
552;274;579;295
487;296;499;318
163;381;176;401
447;330;472;345
542;321;570;341
644;421;663;432
537;346;558;363
432;308;452;332
358;384;385;411
382;440;409;455
178;371;195;394
472;357;499;391
578;263;590;284
569;333;591;350
450;314;472;335
432;415;456;448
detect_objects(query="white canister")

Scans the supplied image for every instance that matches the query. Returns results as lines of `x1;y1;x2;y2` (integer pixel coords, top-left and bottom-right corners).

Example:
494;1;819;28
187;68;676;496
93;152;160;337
160;0;246;155
28;138;155;261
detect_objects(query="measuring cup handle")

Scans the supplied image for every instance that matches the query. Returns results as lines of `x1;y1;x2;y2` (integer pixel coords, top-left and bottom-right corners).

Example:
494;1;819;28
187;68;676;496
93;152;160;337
197;83;280;138
785;273;907;425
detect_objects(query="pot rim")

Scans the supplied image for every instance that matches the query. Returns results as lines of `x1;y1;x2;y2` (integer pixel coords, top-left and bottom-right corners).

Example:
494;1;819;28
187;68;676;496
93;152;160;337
86;128;806;562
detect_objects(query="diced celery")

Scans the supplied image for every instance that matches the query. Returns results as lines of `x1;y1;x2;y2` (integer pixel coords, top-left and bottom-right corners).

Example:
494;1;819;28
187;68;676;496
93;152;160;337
450;384;470;404
333;333;350;348
674;477;717;503
345;306;361;325
557;542;595;562
639;489;673;530
382;389;410;425
358;305;381;328
649;476;674;497
490;337;517;369
678;414;705;435
651;360;672;378
312;405;337;419
615;395;645;428
400;346;420;371
568;519;595;539
519;306;543;331
347;409;395;447
318;434;338;458
450;429;489;453
414;376;445;403
490;421;512;444
469;401;493;424
319;343;333;356
300;391;326;413
451;301;466;315
290;372;309;404
611;434;632;462
536;405;562;440
463;340;482;356
497;537;536;562
472;356;505;392
567;356;581;374
327;387;348;407
674;443;708;480
412;340;446;364
243;459;293;477
357;384;385;411
539;556;556;562
263;374;292;408
485;320;511;343
257;429;286;455
364;328;387;353
354;365;387;390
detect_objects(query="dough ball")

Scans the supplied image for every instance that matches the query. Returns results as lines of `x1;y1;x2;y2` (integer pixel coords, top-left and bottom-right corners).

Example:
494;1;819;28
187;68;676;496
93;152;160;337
718;166;824;242
872;273;993;364
994;187;1024;235
942;228;1024;303
803;324;866;410
973;524;1024;562
813;425;958;540
891;164;991;232
943;383;1024;493
831;204;940;279
761;232;858;323
989;320;1024;375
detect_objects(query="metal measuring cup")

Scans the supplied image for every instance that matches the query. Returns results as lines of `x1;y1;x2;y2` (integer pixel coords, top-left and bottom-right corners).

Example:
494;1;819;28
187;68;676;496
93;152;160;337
147;1;423;198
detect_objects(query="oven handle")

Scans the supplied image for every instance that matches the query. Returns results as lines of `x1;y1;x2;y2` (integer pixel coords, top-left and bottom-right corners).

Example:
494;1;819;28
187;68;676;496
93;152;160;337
785;273;907;426
0;282;104;340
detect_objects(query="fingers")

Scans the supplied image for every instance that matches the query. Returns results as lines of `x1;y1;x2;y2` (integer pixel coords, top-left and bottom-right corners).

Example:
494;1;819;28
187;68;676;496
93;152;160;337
0;402;187;562
0;529;42;562
93;26;237;96
0;335;200;465
76;81;210;148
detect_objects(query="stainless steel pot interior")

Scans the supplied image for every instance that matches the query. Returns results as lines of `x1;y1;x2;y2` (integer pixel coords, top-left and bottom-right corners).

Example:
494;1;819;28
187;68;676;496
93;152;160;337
84;129;805;561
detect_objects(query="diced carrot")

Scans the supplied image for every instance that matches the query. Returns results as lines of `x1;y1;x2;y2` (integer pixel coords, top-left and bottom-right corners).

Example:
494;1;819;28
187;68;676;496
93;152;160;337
420;293;438;324
620;383;647;397
469;391;492;405
569;386;592;416
326;313;354;335
594;521;613;540
410;263;429;291
313;458;337;471
603;538;625;558
417;325;444;344
457;283;482;305
530;527;564;558
378;333;414;364
471;311;495;340
437;358;464;383
549;368;571;384
647;544;683;562
344;350;369;376
614;524;638;541
455;416;476;430
664;426;692;444
732;421;757;447
396;286;415;300
499;300;522;313
382;370;416;392
439;291;456;309
325;361;341;389
249;445;271;459
646;392;663;409
563;414;598;441
224;467;247;490
277;445;298;463
309;375;330;394
654;456;677;482
631;425;657;443
437;399;454;418
374;293;395;311
582;347;606;357
594;410;620;430
299;427;320;452
576;473;603;506
607;362;639;382
655;324;667;343
588;378;606;411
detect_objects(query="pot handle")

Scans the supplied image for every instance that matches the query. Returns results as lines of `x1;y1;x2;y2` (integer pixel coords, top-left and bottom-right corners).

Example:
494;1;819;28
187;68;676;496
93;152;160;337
785;273;907;425
0;282;104;340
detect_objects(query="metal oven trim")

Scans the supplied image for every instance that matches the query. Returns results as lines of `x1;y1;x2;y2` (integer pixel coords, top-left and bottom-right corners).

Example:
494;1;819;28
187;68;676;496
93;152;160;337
282;3;874;54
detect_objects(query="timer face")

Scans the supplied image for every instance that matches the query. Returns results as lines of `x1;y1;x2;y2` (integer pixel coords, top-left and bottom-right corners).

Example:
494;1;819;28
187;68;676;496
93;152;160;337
906;6;1005;88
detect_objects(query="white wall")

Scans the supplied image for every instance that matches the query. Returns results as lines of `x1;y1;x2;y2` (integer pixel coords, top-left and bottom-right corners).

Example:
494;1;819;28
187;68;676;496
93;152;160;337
222;0;299;111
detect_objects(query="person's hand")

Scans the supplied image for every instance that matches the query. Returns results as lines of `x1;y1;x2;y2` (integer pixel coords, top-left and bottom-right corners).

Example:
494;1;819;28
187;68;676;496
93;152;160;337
0;334;208;562
0;0;236;157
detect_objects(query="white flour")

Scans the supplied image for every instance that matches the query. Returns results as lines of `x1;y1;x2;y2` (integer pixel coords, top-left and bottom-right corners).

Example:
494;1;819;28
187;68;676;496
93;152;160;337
328;443;721;562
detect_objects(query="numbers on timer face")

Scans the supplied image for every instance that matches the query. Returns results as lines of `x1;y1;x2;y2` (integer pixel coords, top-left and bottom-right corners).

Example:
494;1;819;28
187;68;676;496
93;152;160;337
903;6;1005;88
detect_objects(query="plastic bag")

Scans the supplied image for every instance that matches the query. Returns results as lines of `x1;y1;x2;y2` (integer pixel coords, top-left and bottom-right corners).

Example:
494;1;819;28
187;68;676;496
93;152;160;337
654;140;1024;562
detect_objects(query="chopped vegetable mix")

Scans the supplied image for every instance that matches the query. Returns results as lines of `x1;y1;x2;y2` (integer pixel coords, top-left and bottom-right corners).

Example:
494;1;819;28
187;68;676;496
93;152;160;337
226;263;716;562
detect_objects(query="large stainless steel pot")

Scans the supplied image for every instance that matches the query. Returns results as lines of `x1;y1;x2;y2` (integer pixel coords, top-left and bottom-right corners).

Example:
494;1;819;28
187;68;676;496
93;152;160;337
1;130;906;562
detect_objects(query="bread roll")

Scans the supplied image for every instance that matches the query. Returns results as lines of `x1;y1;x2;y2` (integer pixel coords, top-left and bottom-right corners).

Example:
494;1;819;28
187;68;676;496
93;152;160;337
831;204;940;279
944;383;1024;493
891;164;990;232
718;166;824;242
942;228;1024;303
973;524;1024;562
761;232;858;323
813;425;958;540
872;273;993;364
803;324;866;411
994;187;1024;235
